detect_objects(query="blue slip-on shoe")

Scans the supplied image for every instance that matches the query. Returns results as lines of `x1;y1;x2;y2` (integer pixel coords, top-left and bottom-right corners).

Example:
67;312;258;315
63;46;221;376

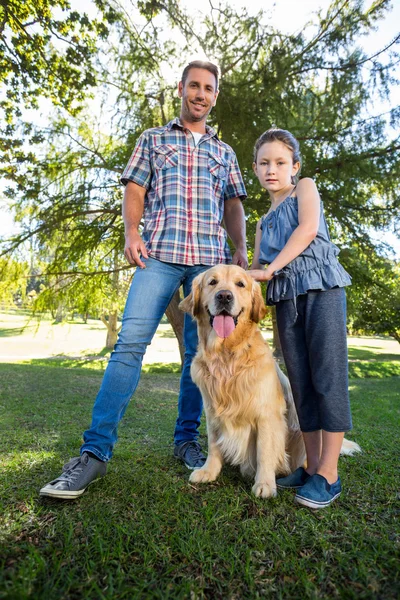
295;474;342;509
174;440;206;470
276;467;311;490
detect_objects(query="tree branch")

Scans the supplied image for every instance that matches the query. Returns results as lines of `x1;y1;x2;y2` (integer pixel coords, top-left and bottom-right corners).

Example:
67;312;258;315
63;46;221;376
28;265;133;278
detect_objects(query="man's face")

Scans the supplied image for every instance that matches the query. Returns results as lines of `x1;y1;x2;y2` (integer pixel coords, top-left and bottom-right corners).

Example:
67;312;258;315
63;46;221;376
178;68;219;124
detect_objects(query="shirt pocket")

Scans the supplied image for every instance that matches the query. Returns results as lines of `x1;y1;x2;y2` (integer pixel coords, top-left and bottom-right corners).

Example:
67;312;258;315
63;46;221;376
154;144;179;169
208;152;228;180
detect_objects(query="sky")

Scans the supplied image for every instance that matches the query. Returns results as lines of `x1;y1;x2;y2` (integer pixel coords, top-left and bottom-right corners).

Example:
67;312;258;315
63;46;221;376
1;0;399;254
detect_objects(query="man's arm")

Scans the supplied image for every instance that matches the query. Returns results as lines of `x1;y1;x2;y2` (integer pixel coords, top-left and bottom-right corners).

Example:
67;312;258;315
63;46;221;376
223;197;248;269
122;181;149;268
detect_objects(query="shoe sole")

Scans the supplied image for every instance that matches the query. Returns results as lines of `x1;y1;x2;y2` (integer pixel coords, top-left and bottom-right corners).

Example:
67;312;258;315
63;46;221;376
173;455;204;471
39;477;102;500
294;491;341;509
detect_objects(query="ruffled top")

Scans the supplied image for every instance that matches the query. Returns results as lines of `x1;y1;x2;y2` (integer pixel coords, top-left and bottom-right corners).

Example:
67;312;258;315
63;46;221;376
259;195;351;305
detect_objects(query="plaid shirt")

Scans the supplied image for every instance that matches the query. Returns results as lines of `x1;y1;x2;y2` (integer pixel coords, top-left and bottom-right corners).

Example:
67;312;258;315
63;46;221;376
121;117;247;265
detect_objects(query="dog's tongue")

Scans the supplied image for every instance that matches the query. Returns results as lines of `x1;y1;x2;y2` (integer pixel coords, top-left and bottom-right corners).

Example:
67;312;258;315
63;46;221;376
212;315;235;338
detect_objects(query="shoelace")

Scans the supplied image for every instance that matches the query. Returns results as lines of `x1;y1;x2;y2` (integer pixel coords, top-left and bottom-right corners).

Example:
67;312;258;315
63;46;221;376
184;442;203;462
60;457;84;483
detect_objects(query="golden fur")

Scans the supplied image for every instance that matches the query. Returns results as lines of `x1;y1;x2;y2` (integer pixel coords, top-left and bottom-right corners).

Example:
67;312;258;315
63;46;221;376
180;264;360;498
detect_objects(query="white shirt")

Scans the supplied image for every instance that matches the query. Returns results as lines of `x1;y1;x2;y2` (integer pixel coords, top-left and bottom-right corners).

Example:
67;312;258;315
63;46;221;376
190;131;203;146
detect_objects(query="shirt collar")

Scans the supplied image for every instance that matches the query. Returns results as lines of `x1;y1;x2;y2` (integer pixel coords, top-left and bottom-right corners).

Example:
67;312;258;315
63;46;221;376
167;117;218;139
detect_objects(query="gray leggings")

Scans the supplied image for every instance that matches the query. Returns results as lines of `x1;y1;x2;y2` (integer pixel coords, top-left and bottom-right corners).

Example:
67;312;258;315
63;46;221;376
276;287;352;432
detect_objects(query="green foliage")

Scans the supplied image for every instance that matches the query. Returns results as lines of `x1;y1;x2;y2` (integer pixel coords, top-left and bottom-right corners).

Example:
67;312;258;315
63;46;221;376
0;0;110;118
0;0;399;336
208;0;400;249
346;246;400;341
0;256;29;306
0;1;115;292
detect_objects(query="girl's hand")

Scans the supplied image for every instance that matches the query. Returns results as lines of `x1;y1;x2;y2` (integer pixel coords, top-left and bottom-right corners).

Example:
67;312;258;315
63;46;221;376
248;268;274;282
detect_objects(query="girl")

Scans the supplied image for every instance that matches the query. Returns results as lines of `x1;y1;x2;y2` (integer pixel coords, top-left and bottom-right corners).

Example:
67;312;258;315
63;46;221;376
249;128;353;509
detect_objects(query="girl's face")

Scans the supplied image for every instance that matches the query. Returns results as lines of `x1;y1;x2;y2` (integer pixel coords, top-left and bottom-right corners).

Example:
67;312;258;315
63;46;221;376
253;141;300;194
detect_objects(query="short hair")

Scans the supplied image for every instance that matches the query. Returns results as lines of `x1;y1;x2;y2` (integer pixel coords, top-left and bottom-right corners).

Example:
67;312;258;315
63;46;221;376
181;61;219;91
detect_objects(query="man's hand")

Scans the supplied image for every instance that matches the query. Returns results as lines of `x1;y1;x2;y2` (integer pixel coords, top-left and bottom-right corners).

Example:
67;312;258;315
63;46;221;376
122;182;148;268
232;247;248;269
124;228;149;268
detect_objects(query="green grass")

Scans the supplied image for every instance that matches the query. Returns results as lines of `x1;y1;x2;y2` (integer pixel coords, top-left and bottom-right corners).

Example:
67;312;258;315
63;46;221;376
0;337;399;599
0;310;182;367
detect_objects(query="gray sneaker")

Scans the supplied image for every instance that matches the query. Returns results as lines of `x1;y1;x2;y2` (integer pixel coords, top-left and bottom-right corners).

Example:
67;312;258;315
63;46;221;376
174;441;206;470
39;452;107;500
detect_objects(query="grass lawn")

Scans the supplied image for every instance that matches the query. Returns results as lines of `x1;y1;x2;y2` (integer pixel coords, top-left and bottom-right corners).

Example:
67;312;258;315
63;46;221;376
0;310;182;365
0;328;399;598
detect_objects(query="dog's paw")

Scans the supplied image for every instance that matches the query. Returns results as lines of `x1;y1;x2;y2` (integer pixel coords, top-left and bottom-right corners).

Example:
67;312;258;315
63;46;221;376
252;481;277;498
189;468;217;484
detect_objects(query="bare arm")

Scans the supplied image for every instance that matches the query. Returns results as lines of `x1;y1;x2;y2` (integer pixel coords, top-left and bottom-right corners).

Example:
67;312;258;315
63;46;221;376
249;178;320;281
223;197;248;269
122;181;149;268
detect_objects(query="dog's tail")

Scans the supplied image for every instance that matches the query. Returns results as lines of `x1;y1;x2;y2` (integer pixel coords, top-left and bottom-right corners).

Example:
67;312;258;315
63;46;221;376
340;438;362;456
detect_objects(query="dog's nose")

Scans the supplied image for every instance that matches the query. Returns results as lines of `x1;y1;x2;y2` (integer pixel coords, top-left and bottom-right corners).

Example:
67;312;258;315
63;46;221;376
216;290;233;305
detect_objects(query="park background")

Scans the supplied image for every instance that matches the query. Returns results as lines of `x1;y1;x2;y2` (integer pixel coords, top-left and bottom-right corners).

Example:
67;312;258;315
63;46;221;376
0;0;399;598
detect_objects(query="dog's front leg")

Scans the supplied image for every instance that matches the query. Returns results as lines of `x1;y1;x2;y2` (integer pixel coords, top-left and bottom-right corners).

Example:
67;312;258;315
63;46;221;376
189;421;223;484
252;419;285;498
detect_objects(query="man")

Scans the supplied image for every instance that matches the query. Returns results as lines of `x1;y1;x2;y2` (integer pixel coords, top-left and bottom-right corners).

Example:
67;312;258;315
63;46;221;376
40;61;247;499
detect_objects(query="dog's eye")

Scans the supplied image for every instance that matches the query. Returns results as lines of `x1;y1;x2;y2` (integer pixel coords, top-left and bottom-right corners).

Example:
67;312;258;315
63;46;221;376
209;278;218;286
236;281;246;288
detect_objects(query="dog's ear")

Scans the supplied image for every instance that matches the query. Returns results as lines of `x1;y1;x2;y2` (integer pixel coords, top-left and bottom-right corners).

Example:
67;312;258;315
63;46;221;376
179;292;193;315
179;272;203;317
250;281;267;323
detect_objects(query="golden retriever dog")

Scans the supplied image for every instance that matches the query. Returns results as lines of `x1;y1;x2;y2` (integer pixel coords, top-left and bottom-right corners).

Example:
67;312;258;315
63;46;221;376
180;264;360;499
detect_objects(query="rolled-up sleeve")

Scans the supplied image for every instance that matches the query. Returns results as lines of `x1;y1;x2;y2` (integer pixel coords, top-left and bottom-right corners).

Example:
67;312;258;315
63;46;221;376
224;153;247;201
120;132;152;189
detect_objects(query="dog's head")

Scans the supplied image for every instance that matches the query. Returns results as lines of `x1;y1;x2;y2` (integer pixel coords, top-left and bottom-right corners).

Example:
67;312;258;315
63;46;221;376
180;265;266;340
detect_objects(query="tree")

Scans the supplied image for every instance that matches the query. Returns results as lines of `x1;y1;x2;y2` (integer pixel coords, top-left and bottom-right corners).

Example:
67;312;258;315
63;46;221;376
345;245;400;342
15;117;131;345
1;0;399;356
0;256;28;306
0;0;115;167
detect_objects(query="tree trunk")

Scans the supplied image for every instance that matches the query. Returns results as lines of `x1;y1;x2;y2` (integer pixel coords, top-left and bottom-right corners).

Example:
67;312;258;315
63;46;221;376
100;248;122;349
53;276;66;323
391;330;400;344
165;289;185;366
54;302;66;323
271;306;283;362
101;311;120;349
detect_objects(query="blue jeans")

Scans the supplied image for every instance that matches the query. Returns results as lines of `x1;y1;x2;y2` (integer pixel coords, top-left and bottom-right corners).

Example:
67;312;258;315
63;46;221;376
81;257;210;462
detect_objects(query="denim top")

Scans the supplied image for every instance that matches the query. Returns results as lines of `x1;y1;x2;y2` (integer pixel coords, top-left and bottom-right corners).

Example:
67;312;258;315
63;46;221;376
259;194;351;305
